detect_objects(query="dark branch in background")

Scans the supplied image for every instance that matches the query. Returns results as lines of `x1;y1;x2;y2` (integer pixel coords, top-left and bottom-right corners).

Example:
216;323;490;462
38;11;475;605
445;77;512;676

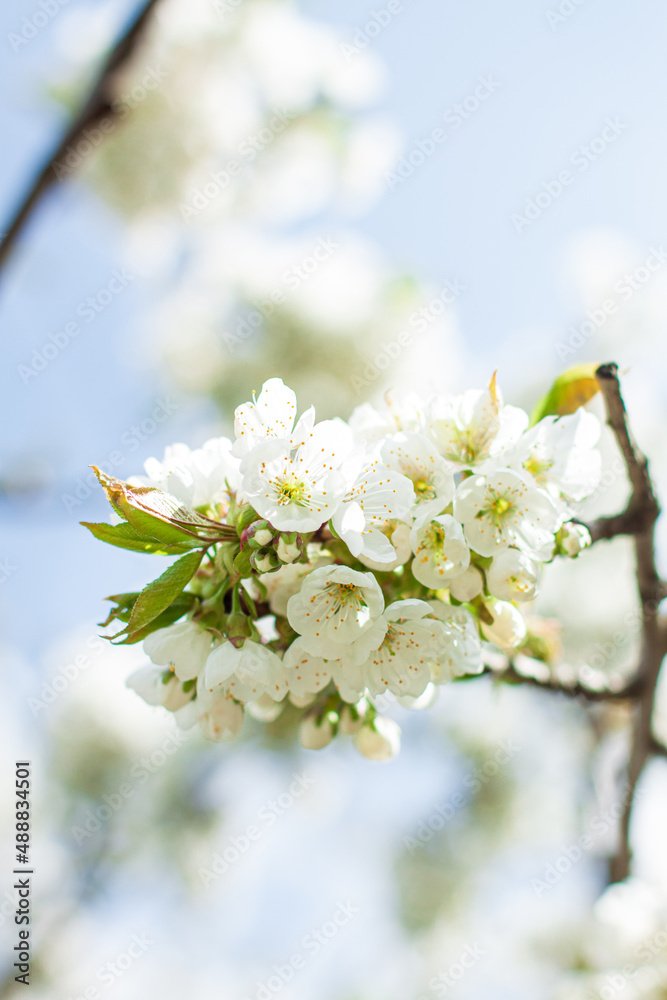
0;0;162;274
479;364;667;883
484;660;644;702
588;364;667;883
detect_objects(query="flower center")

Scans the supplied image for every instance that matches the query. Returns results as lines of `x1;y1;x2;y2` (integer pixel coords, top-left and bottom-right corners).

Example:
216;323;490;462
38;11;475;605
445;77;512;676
323;582;371;628
382;624;399;656
274;477;308;506
413;476;436;501
479;490;515;526
524;454;553;483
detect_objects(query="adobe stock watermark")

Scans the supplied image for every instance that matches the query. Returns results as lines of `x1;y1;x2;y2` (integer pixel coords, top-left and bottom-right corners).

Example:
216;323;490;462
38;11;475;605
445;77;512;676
64;933;154;999
419;941;487;997
214;0;245;19
60;395;179;513
512;117;627;233
350;278;466;393
17;269;135;385
242;901;359;1000
546;0;590;30
71;728;194;846
589;923;667;999
385;75;501;190
198;772;316;886
223;237;340;354
0;557;17;585
403;740;521;855
531;782;644;896
51;68;167;180
579;592;666;678
340;0;408;62
555;246;667;360
180;110;295;222
28;634;106;717
8;0;70;53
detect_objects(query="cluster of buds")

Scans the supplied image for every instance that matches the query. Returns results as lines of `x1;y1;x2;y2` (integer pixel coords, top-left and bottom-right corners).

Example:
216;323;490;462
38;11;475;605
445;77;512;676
242;520;307;574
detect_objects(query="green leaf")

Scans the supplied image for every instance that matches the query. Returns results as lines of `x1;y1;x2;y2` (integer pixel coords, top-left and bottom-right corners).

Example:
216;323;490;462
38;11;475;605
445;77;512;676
91;467;235;548
82;521;197;555
109;593;200;644
101;590;198;633
100;593;140;627
530;364;601;425
118;550;204;640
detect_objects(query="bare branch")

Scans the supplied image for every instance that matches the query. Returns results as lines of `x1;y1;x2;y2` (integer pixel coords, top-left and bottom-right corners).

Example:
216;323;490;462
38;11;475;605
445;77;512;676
0;0;162;274
648;735;667;759
587;363;662;547
587;364;667;883
481;661;643;702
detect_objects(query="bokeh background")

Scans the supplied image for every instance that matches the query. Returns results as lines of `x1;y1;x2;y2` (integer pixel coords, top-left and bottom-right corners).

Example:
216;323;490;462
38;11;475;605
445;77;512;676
2;1;667;997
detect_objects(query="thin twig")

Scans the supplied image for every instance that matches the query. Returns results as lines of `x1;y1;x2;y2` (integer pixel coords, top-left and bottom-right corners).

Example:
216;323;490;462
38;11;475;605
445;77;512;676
485;661;643;702
0;0;162;273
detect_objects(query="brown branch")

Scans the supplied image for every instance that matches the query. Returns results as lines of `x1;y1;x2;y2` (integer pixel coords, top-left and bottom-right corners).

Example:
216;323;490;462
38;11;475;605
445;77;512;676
482;661;643;702
0;0;162;274
586;364;667;883
649;734;667;759
587;363;662;545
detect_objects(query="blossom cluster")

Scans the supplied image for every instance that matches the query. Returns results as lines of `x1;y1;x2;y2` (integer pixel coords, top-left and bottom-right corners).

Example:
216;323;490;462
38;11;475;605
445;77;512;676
90;376;602;760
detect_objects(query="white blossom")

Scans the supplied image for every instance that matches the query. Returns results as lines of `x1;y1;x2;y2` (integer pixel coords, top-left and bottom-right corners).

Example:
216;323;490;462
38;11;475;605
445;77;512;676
357;522;412;572
502;409;602;503
260;546;333;616
353;716;401;761
348;393;426;442
335;599;449;700
487;549;540;602
409;513;470;588
126;665;193;712
196;687;245;742
381;432;455;521
448;564;484;602
300;710;336;750
132;437;241;511
143;621;212;681
204;640;288;702
240;419;351;532
282;639;333;698
332;448;415;563
427;601;483;680
558;521;592;557
427;378;528;468
286;565;386;660
481;600;527;650
454;469;560;559
232;377;315;457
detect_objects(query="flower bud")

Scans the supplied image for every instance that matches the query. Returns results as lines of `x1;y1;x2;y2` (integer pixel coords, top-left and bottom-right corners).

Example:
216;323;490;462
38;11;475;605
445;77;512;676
276;532;304;564
225;611;253;649
556;522;592;558
244;520;276;549
481;600;527;650
339;699;368;735
299;709;337;750
250;549;281;574
449;565;484;602
353;717;401;761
